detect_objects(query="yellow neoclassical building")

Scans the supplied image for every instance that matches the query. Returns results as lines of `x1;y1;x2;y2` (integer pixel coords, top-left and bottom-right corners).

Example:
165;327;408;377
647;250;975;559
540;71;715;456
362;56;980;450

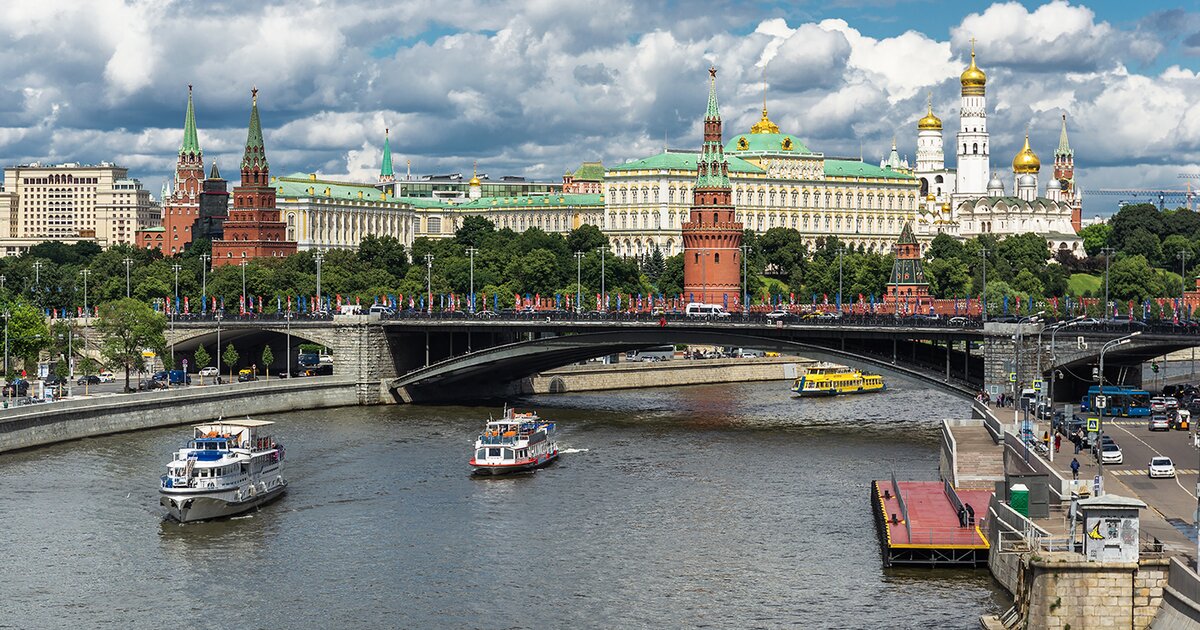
603;106;922;257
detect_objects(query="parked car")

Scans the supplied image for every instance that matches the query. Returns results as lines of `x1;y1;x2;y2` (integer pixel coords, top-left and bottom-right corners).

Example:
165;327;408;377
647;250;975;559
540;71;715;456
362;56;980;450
237;368;257;382
765;310;790;320
948;316;969;326
368;305;396;317
44;374;65;386
1149;457;1176;479
475;310;499;319
3;379;29;397
138;379;167;391
97;371;115;383
150;370;169;382
1100;442;1123;465
1148;414;1170;431
166;370;191;385
199;366;219;377
76;375;101;386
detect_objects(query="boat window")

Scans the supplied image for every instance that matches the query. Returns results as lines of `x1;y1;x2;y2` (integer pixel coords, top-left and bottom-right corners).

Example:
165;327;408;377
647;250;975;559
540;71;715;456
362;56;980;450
476;449;486;460
488;448;501;457
503;448;514;459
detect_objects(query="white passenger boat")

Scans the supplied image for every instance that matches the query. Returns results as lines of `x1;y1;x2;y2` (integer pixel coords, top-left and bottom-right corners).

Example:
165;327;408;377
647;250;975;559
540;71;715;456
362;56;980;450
159;419;287;522
470;408;558;475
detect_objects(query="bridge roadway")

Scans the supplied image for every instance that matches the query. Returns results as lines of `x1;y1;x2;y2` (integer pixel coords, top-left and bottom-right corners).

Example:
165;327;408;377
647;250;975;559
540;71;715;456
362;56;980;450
157;313;1200;404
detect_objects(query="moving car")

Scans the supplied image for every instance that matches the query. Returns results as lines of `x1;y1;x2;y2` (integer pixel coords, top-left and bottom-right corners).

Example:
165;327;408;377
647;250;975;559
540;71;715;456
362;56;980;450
1100;442;1123;465
237;368;257;382
1149;457;1176;479
765;310;790;320
1172;409;1191;431
948;316;969;326
199;366;219;377
1150;397;1170;413
97;371;115;383
76;375;101;386
1148;414;1171;431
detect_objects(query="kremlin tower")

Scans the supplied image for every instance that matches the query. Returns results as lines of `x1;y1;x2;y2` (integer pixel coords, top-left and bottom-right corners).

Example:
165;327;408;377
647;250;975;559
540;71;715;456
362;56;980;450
151;86;206;254
887;222;930;310
681;67;742;307
211;89;297;266
1054;114;1083;232
954;40;990;199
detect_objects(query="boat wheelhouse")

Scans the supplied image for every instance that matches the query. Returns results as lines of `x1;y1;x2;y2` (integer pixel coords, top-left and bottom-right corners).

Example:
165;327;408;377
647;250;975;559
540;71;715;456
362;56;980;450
470;408;559;475
159;419;287;522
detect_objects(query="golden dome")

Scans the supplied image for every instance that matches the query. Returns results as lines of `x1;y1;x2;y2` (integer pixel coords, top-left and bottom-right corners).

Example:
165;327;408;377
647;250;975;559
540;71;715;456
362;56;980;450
750;107;780;134
468;175;481;186
926;193;936;201
917;97;941;131
1012;134;1041;174
960;40;986;96
469;161;481;186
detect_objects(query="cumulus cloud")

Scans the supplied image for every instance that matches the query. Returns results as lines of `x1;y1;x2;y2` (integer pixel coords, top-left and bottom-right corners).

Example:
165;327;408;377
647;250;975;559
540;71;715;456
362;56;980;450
0;0;1195;216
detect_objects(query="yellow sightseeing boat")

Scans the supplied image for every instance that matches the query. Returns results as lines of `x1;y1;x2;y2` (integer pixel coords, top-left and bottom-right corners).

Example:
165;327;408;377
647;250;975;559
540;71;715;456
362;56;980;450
791;362;886;397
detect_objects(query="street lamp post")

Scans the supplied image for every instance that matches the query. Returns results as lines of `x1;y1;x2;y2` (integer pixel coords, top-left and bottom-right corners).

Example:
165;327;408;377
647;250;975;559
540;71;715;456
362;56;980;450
1015;311;1044;459
32;261;43;293
200;254;211;312
597;246;606;312
1180;250;1190;306
1045;316;1086;462
1;274;7;292
79;269;91;316
424;254;434;315
980;248;990;322
214;313;222;384
123;257;133;298
171;264;181;369
740;244;750;315
466;247;478;313
239;257;248;314
314;251;324;313
1097;332;1140;495
284;309;293;379
837;245;844;315
3;309;10;381
574;252;584;315
1101;247;1115;319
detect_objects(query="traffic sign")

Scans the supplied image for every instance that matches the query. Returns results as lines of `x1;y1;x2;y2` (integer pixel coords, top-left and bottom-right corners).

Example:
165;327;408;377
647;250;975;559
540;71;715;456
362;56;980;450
1087;417;1100;432
1009;372;1017;383
1033;379;1044;392
1095;395;1108;410
1093;475;1102;497
182;359;188;368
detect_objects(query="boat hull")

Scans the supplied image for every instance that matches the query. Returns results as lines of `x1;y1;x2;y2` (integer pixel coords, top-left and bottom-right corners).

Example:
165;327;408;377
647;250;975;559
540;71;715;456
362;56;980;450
160;480;287;522
471;451;558;475
792;385;885;398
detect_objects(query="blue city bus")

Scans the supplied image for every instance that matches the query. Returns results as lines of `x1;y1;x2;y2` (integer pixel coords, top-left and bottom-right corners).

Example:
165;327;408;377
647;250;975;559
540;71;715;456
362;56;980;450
1080;386;1151;418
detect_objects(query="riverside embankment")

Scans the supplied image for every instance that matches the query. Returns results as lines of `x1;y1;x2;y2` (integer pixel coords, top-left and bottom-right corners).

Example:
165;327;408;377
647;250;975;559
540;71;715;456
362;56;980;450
524;356;809;394
0;377;357;454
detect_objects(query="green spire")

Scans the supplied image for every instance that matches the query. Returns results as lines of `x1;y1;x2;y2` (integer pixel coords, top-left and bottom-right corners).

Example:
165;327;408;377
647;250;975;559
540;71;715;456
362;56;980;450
380;128;394;179
180;84;200;155
705;66;720;119
1056;113;1073;157
241;87;268;171
208;160;220;180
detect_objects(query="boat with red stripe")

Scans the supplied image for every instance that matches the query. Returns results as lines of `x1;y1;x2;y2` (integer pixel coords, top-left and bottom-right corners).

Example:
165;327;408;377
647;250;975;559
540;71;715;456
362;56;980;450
470;407;558;475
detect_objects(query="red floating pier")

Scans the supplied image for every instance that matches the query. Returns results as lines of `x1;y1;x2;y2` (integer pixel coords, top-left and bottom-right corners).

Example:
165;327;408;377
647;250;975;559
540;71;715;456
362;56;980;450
872;477;992;567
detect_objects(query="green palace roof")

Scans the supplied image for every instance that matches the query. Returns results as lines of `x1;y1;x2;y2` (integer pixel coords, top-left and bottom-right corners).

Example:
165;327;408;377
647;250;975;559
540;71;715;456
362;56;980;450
273;173;401;203
570;161;604;181
725;132;812;155
609;151;764;174
824;159;916;180
457;193;603;210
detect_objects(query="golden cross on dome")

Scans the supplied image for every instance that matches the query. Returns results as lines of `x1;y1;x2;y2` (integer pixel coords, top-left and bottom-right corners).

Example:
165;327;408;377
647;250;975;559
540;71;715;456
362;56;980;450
970;37;976;56
927;91;932;109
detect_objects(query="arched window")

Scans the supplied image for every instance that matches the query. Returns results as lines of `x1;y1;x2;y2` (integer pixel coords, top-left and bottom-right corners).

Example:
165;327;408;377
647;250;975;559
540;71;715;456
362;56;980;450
973;143;978;154
713;212;719;225
714;253;720;264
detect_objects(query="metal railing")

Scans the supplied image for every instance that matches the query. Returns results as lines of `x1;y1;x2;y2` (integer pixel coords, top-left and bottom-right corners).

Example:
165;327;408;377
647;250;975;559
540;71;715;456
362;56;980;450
943;478;964;516
1168;557;1200;610
941;420;959;487
975;401;1004;444
891;470;911;540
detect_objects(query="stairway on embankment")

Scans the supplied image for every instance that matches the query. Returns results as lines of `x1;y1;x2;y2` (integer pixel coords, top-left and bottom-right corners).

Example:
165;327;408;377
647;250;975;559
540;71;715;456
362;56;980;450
950;422;1004;489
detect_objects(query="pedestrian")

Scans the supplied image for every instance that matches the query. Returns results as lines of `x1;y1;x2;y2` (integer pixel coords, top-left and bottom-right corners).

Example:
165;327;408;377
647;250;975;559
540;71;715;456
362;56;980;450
1070;457;1080;480
1054;433;1061;453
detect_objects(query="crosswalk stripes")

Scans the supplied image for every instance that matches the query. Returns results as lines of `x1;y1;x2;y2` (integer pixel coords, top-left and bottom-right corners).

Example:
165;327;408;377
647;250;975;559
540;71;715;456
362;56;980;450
1107;469;1199;476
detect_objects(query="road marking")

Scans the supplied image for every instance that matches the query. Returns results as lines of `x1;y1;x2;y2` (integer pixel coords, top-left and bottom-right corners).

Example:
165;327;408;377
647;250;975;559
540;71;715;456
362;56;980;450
1108;423;1197;499
1110;469;1200;476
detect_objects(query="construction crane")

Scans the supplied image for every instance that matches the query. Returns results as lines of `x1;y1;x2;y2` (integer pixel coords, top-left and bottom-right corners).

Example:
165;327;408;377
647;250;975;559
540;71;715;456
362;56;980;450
1090;188;1194;211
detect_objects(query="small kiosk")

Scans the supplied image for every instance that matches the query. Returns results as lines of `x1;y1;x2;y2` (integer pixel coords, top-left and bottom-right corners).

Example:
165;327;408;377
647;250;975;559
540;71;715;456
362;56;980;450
1076;494;1146;563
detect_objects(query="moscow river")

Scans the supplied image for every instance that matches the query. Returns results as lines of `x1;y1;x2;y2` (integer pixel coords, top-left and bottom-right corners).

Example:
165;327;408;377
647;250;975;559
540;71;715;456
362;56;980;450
1;376;1007;629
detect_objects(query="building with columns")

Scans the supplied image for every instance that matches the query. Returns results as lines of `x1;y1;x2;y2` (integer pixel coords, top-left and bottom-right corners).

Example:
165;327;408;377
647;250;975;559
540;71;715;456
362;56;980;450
211;89;297;266
681;67;742;306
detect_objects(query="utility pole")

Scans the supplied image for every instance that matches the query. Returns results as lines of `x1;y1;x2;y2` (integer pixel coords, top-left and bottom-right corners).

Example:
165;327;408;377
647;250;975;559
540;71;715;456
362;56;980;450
466;247;478;313
574;252;584;315
123;257;133;298
32;261;43;293
424;254;434;314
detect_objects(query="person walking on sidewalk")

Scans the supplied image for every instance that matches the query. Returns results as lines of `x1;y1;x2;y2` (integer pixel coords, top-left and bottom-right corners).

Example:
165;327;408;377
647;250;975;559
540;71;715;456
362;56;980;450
1070;457;1080;480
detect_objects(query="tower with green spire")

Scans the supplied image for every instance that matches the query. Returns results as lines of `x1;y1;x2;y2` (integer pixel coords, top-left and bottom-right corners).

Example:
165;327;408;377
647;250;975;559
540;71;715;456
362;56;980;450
240;87;269;186
379;128;395;184
180;84;201;157
887;221;930;311
160;85;206;254
682;66;742;306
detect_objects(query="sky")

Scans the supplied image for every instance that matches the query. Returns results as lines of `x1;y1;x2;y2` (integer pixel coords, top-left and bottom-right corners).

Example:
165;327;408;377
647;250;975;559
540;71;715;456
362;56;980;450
2;0;1200;217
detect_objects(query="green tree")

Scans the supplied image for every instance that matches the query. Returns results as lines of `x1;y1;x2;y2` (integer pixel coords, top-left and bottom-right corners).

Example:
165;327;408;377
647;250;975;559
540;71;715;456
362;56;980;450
998;233;1049;275
1109;203;1162;251
925;232;965;263
566;224;607;254
1160;234;1196;269
96;298;166;392
1011;268;1045;297
78;356;98;394
925;258;970;298
193;345;211;383
1123;227;1162;265
357;234;409;278
1107;255;1164;302
262;345;274;381
1078;223;1111;257
2;300;50;371
454;216;496;248
222;344;239;382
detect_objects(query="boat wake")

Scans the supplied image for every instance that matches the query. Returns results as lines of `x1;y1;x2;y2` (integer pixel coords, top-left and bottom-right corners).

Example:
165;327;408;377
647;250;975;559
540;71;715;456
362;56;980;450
561;448;589;454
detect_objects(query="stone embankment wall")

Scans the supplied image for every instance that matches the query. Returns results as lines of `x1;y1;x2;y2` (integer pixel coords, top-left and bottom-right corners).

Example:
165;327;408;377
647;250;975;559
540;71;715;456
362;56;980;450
523;356;812;394
1020;552;1167;629
0;378;359;454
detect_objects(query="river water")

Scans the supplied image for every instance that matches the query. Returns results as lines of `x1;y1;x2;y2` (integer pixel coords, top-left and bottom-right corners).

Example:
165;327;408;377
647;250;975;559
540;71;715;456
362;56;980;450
0;377;1007;629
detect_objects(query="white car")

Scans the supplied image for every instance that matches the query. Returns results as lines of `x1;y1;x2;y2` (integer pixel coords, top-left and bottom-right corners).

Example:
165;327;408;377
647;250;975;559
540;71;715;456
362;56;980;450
199;367;219;377
1100;442;1123;465
97;371;115;383
765;310;790;320
1149;457;1176;479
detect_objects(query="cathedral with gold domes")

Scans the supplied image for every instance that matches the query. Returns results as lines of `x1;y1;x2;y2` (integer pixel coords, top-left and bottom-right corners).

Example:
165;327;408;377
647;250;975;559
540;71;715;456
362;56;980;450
912;41;1083;256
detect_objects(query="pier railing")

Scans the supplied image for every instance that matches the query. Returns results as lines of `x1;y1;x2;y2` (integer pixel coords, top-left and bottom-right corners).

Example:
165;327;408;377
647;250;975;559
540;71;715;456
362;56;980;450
973;400;1004;444
940;420;959;487
891;470;911;540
